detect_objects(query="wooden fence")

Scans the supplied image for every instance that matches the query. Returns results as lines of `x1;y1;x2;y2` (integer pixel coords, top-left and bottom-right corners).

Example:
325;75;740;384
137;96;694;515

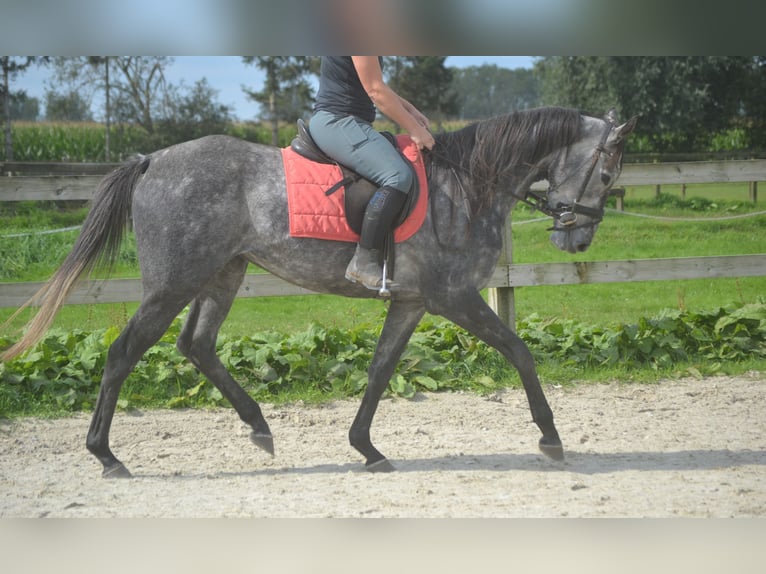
2;160;765;327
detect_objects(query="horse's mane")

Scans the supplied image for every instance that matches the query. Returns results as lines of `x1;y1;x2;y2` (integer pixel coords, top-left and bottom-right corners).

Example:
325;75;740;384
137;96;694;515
431;106;583;209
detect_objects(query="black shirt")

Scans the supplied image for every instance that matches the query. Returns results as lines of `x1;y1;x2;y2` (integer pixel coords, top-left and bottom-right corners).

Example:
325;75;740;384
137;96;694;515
314;56;381;123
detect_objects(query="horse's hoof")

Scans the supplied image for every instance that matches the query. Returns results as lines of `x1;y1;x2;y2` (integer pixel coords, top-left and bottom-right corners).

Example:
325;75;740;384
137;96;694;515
539;437;565;461
102;462;132;479
365;458;396;473
250;432;275;456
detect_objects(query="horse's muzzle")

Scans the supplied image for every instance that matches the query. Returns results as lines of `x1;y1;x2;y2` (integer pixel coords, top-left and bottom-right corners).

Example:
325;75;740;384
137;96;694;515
550;225;596;254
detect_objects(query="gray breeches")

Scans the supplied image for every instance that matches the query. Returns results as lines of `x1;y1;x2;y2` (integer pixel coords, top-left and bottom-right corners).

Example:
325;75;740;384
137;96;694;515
309;110;413;193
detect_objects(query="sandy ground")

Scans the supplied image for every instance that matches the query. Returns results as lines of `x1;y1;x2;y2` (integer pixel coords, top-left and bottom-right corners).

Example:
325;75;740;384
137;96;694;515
1;372;765;517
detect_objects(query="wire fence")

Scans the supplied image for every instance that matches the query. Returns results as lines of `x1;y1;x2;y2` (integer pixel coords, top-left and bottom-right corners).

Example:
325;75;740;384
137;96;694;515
1;225;82;238
4;208;766;240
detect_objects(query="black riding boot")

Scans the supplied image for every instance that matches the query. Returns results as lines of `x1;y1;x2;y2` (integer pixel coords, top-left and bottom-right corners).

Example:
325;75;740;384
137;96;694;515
345;186;407;290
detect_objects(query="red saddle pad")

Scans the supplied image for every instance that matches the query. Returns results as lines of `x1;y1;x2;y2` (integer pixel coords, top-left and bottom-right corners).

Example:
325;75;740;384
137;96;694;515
282;134;428;243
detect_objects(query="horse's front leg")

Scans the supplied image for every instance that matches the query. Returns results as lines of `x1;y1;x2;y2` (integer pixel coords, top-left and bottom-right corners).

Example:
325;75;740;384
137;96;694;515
349;299;425;472
438;289;564;461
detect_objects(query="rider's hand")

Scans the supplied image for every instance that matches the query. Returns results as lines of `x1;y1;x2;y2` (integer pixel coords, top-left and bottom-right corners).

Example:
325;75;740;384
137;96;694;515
411;124;435;151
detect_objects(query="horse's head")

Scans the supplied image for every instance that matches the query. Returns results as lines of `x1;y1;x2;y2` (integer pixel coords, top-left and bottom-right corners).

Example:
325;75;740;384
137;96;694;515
546;110;638;253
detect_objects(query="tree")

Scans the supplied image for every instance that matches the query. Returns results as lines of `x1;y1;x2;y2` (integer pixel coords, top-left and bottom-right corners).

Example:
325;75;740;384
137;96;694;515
155;78;232;145
387;57;458;129
44;89;93;121
1;56;48;160
536;57;617;114
451;65;540;119
87;57;112;160
535;56;759;153
608;57;753;151
49;57;233;155
242;57;319;145
49;57;112;157
7;91;40;121
736;56;766;149
109;56;173;134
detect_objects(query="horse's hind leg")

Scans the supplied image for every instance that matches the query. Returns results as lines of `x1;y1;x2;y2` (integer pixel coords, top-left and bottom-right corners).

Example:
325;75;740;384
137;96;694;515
87;295;189;478
176;256;273;455
438;290;564;461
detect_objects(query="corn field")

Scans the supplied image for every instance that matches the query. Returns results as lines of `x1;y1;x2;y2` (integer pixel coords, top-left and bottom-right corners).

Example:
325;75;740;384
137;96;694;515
3;121;303;162
3;120;477;163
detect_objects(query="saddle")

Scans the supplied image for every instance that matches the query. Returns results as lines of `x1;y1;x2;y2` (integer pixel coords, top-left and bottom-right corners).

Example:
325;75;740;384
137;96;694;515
289;118;420;235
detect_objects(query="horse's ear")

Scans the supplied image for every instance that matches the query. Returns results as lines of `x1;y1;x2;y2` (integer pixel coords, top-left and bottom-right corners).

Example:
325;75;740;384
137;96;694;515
606;108;618;123
613;114;639;140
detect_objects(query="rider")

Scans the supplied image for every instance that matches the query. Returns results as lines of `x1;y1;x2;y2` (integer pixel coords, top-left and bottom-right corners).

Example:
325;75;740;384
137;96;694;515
309;56;435;290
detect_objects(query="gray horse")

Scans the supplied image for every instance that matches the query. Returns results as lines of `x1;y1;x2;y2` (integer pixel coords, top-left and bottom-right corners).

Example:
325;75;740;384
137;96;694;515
2;106;637;477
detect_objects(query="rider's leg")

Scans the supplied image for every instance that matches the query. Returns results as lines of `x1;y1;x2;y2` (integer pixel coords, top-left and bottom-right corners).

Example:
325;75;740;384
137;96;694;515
308;111;413;289
345;185;407;289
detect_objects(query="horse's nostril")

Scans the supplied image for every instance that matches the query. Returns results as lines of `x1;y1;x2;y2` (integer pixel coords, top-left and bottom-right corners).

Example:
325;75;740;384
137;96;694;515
576;242;589;252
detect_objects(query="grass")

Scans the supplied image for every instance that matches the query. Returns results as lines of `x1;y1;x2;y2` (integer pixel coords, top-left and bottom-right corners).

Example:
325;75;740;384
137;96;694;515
1;182;765;356
622;182;760;205
507;185;766;326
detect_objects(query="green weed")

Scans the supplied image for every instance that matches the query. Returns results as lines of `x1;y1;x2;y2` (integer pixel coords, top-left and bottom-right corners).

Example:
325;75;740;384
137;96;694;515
1;302;764;417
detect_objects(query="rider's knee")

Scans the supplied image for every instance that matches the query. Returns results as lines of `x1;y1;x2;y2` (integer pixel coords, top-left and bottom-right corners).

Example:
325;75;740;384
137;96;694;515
381;166;413;194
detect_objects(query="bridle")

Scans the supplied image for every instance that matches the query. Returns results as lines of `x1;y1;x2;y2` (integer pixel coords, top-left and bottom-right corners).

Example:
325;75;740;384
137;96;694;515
426;113;621;232
511;115;617;231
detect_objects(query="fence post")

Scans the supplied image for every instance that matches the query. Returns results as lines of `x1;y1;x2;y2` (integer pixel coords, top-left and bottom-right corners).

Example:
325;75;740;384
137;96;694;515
750;181;758;203
487;219;516;331
610;187;625;211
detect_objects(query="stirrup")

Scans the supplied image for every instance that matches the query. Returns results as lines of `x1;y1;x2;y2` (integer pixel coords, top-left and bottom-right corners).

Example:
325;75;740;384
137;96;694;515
344;254;398;295
345;268;398;296
378;259;392;297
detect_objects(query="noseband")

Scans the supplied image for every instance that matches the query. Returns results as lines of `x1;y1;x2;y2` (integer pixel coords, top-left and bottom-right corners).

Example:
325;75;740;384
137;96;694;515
514;116;616;230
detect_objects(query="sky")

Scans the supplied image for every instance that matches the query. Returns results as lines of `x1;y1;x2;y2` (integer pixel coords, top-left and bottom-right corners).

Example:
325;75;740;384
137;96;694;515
11;56;536;121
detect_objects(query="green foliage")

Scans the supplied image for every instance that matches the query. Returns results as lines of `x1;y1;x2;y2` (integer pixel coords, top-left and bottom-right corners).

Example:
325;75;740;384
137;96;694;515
5;57;765;160
241;57;318;123
709;128;750;152
2;303;764;417
535;56;763;153
634;192;727;213
11;123;112;162
7;91;40;121
518;301;766;371
387;57;458;124
44;90;94;122
451;65;540;119
149;79;234;150
241;56;317;146
6;121;300;162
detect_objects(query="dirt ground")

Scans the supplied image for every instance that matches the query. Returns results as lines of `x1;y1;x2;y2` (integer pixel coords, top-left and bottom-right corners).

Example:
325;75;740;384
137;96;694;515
1;372;765;517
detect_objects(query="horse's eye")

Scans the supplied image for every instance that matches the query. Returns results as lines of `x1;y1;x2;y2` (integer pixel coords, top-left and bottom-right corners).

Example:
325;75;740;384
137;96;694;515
601;172;612;186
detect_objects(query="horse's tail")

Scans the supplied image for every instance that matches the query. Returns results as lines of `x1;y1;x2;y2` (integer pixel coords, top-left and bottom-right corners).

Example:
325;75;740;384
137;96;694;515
1;155;150;361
